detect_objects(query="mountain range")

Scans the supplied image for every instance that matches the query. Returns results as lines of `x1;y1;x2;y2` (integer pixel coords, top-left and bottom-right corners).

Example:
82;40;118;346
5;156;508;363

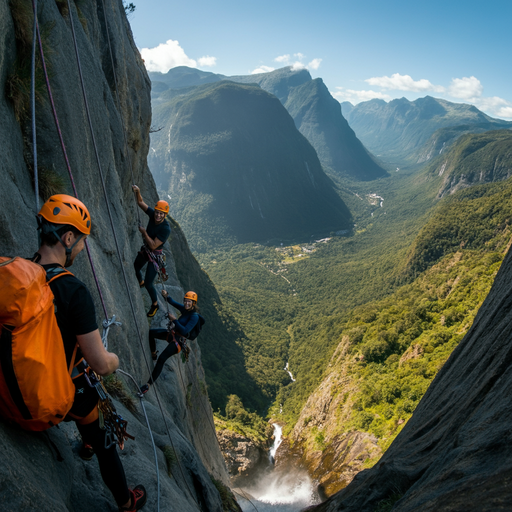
150;66;388;181
149;80;352;251
341;96;512;166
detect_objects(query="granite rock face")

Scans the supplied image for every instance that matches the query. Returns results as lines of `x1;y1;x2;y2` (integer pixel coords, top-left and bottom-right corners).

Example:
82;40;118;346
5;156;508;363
307;231;512;510
0;1;228;510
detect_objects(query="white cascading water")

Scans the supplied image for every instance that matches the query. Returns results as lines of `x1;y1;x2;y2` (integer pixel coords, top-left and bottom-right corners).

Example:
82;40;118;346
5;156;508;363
269;423;283;463
238;424;320;512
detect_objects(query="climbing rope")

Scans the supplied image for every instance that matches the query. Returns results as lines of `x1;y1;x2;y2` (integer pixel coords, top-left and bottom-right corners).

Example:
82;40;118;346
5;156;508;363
232;488;260;512
62;2;203;508
117;369;161;512
30;0;39;211
31;1;217;509
101;315;122;350
98;0;140;225
33;10;109;321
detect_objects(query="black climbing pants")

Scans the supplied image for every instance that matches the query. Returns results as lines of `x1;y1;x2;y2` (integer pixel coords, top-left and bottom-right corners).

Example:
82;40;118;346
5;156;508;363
77;418;130;507
134;250;158;303
148;328;180;385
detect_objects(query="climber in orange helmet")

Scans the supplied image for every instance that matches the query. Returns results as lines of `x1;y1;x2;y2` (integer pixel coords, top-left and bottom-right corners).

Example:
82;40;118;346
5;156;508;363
132;185;171;318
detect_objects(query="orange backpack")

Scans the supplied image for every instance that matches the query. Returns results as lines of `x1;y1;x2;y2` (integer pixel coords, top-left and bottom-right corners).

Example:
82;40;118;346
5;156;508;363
0;256;77;431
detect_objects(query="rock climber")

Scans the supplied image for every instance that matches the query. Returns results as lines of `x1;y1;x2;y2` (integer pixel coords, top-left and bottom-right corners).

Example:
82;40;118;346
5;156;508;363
34;194;147;511
132;185;171;317
140;290;199;394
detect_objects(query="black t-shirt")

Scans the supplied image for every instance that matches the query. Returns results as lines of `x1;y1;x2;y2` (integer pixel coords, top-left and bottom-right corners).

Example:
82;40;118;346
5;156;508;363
42;264;98;368
145;207;171;247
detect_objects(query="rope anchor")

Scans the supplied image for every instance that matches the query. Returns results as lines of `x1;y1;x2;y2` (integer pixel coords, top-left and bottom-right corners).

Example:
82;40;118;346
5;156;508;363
102;315;122;350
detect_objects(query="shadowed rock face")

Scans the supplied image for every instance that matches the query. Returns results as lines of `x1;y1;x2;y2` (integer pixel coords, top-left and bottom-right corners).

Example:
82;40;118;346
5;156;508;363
307;242;512;510
217;429;270;484
0;1;228;510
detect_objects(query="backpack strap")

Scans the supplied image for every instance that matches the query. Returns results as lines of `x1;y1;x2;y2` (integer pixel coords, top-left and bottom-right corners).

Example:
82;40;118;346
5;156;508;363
44;266;79;375
45;266;74;283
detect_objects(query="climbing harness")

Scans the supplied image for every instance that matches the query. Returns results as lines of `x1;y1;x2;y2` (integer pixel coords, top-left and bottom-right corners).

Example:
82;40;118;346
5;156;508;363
165;316;191;362
141;245;169;281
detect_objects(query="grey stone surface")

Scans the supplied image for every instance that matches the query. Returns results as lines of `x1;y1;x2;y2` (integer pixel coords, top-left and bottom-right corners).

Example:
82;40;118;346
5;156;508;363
0;1;228;510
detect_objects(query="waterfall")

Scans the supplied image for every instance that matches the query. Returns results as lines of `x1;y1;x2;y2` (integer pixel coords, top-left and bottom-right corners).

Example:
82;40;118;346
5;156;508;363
237;424;320;511
269;424;283;463
284;362;295;382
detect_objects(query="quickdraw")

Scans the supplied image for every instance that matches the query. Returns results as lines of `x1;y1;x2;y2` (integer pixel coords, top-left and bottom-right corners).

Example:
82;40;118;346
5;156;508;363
142;245;168;281
84;368;134;450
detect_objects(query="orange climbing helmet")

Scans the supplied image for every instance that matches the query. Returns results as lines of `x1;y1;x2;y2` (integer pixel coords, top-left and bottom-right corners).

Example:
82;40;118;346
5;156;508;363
155;200;169;214
184;291;198;303
38;194;91;235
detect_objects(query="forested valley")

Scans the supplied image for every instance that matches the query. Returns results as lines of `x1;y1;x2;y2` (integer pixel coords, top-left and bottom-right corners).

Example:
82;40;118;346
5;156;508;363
149;66;512;494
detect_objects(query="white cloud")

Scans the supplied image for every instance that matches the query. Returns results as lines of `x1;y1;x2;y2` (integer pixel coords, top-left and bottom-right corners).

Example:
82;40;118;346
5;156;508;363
271;53;322;71
251;65;276;74
448;76;483;100
366;73;444;93
275;54;290;63
332;87;392;104
472;95;512;119
291;61;306;70
197;55;217;67
496;106;512;119
140;40;216;73
140;39;197;73
308;58;322;70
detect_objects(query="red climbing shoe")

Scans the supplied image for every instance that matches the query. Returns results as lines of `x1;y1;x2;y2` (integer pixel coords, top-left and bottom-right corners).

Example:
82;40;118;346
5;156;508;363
139;384;150;395
120;485;147;511
79;443;94;461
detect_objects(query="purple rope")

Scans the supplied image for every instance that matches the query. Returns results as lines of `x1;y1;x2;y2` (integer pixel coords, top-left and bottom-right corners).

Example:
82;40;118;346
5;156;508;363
36;17;108;320
31;0;39;211
98;0;140;225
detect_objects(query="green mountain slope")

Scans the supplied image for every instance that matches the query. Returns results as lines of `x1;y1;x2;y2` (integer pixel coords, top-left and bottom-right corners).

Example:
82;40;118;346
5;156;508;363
342;96;512;166
283;78;387;180
149;66;388;181
426;129;512;197
231;67;388;180
149;81;352;251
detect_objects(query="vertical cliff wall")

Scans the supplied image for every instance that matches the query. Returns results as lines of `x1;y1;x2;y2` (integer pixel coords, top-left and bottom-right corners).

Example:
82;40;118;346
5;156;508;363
0;1;230;510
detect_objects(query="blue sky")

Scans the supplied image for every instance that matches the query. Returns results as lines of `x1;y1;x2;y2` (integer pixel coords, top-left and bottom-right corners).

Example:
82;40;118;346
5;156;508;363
128;0;512;119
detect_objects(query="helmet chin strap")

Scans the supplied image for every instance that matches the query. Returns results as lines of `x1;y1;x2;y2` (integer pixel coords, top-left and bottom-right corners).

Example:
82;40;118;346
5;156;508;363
37;217;84;267
62;234;84;267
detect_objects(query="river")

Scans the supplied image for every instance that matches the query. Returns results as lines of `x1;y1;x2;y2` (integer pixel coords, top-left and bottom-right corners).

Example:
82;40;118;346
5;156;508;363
236;424;320;512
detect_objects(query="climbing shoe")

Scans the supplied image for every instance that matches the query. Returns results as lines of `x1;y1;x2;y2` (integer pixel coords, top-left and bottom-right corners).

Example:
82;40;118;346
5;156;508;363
151;351;158;361
147;303;159;317
78;443;94;461
120;484;147;511
139;281;145;288
139;384;150;395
